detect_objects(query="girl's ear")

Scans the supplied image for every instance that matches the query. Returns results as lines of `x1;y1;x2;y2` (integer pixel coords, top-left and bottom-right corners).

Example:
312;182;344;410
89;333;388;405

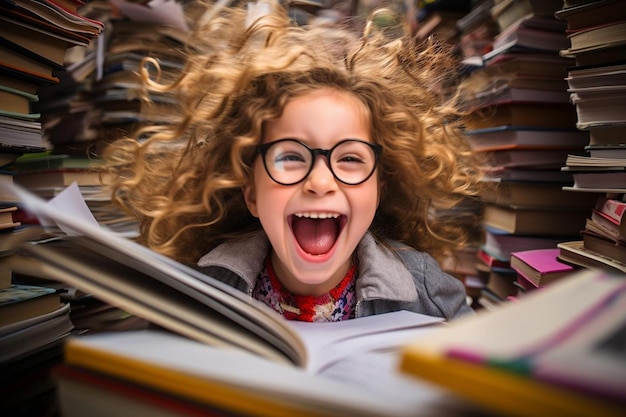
243;182;259;218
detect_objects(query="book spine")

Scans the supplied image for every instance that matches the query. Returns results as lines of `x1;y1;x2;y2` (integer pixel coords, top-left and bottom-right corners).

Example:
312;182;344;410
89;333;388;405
595;198;626;224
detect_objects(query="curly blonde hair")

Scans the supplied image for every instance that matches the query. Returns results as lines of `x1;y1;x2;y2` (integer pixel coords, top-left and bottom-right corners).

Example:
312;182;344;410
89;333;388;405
103;0;486;266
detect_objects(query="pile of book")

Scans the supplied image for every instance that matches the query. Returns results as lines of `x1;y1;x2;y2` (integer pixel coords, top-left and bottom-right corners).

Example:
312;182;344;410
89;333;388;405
551;0;626;275
25;0;192;236
558;194;626;274
0;0;103;249
450;0;603;307
0;272;73;415
38;0;187;150
0;0;104;161
556;0;626;192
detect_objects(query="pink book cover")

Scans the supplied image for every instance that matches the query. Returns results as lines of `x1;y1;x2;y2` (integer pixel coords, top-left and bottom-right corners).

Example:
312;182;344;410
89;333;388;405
511;248;574;275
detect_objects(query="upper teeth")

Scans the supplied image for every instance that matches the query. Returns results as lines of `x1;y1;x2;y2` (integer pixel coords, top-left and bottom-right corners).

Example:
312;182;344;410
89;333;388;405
295;212;340;219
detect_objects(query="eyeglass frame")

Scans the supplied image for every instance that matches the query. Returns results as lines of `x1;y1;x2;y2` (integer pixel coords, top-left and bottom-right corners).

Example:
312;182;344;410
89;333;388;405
256;138;383;186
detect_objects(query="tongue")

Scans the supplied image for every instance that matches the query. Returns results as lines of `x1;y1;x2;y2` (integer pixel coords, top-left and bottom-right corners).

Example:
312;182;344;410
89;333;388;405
292;217;339;255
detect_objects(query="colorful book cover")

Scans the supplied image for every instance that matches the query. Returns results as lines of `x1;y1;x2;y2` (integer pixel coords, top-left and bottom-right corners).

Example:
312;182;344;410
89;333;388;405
400;270;626;417
510;248;575;275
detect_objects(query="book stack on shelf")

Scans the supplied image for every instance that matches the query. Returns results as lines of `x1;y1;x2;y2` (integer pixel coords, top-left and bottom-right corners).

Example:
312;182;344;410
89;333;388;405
454;0;601;307
552;0;626;275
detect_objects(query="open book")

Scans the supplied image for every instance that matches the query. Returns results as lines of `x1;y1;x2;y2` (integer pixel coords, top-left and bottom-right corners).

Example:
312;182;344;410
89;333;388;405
3;182;443;373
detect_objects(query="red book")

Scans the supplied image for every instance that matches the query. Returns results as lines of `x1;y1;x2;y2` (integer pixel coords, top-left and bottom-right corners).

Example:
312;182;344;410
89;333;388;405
510;248;576;288
594;196;626;225
477;248;510;269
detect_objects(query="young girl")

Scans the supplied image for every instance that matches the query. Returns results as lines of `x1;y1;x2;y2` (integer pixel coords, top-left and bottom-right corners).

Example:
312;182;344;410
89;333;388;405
103;1;485;322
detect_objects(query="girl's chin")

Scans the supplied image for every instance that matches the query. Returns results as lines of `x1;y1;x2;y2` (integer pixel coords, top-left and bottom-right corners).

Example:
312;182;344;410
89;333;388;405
285;260;349;295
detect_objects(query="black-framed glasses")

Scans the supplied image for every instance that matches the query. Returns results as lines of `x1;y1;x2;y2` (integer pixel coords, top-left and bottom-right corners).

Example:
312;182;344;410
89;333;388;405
257;139;382;186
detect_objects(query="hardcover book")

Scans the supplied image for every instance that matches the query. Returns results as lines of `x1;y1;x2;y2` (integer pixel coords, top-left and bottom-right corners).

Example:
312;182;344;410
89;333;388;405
510;248;575;287
0;284;62;326
483;204;588;236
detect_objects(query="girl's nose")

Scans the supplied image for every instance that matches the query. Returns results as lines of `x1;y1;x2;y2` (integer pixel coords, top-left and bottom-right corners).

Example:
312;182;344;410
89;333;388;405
303;156;338;195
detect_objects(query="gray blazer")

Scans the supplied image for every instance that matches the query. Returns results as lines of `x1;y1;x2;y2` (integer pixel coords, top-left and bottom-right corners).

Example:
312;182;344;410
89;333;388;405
197;231;473;320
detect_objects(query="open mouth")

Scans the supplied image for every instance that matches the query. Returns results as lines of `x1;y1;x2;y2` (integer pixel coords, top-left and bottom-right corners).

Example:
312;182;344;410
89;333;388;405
290;212;346;256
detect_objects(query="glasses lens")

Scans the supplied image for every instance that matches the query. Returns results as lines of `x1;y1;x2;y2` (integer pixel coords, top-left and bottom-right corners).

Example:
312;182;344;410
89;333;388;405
264;140;312;185
330;140;378;184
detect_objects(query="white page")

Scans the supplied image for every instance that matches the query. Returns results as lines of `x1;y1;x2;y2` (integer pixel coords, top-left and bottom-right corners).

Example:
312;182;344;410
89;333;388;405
319;350;485;417
291;310;444;373
38;182;99;234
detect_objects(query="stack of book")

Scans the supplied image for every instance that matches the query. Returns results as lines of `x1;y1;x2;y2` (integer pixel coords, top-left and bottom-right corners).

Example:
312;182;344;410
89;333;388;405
28;0;190;236
0;278;73;415
0;0;103;162
8;152;140;235
473;245;517;306
555;0;626;193
0;0;104;239
0;0;103;251
455;0;498;66
558;194;626;274
38;0;187;153
552;0;626;275
455;0;601;306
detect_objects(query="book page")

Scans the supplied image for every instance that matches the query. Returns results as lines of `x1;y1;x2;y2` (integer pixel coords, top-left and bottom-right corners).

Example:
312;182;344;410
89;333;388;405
291;310;444;373
319;350;485;416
